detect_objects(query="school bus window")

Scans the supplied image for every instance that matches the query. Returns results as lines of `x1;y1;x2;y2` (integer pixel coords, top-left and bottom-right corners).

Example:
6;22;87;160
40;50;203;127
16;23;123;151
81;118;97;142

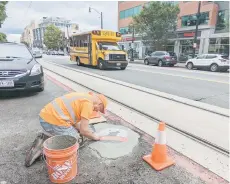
98;42;121;51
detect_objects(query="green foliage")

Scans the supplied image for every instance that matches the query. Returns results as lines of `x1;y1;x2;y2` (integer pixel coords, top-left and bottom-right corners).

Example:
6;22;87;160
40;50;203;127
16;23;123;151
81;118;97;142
0;1;8;23
44;24;63;50
132;2;179;50
0;32;7;42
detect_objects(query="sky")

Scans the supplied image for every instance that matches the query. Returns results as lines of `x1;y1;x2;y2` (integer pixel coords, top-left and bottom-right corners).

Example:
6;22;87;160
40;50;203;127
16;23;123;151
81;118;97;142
1;1;118;43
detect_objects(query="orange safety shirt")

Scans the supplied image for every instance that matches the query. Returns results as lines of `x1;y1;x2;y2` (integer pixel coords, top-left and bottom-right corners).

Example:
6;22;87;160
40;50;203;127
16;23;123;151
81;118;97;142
39;92;94;127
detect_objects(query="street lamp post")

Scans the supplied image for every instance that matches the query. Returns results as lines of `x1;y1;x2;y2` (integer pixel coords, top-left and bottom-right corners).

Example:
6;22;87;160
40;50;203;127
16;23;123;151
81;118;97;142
192;1;201;58
89;7;103;29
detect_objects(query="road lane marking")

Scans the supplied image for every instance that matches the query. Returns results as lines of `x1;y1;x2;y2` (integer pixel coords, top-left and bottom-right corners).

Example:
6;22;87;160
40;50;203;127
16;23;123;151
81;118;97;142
129;64;230;77
128;68;229;85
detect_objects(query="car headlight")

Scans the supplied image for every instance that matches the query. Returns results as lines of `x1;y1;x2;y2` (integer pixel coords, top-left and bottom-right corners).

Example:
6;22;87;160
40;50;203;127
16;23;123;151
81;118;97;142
104;54;109;60
30;64;42;76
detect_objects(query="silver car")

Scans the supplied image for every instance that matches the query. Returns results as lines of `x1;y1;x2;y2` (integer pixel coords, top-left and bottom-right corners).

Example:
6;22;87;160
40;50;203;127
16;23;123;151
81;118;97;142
32;48;42;58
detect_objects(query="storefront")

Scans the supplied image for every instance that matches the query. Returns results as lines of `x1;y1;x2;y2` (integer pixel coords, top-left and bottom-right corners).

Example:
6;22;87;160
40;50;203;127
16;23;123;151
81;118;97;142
118;35;143;59
208;34;229;56
118;35;176;59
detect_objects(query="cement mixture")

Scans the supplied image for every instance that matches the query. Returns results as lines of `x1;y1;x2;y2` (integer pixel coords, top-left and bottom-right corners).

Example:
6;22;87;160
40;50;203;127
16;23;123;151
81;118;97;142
89;123;140;159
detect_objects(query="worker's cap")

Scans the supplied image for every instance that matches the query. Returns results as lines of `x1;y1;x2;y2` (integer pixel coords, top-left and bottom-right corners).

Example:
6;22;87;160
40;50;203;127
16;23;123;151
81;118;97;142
97;94;108;113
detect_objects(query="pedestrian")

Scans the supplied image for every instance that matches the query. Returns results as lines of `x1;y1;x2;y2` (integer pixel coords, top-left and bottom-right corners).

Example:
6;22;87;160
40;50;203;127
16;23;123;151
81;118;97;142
25;92;107;167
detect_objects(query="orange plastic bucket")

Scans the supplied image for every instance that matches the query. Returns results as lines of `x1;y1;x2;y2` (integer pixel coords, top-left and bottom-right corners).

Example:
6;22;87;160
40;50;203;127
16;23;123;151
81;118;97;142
43;135;79;183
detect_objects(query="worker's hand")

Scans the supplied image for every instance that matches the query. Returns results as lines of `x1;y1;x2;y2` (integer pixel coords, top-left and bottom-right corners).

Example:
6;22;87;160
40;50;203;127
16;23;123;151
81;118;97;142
80;117;100;141
93;135;101;141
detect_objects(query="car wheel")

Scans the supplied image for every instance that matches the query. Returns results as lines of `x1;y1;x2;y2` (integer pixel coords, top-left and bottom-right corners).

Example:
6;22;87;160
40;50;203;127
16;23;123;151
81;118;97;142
210;63;219;72
120;67;126;70
158;60;163;67
144;59;149;65
98;59;105;70
187;62;193;70
76;57;82;66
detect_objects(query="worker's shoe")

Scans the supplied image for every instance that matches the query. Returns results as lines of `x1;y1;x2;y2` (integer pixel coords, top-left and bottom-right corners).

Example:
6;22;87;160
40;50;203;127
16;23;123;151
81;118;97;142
25;133;49;167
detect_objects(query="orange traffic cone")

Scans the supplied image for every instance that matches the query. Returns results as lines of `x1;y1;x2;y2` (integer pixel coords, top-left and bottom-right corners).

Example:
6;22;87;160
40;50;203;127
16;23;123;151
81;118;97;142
143;122;175;171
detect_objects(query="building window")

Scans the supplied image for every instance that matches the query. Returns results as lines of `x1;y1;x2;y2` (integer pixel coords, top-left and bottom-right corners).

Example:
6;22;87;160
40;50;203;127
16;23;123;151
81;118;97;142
119;11;125;19
119;27;129;34
216;10;229;31
208;38;229;55
119;5;142;19
181;12;209;27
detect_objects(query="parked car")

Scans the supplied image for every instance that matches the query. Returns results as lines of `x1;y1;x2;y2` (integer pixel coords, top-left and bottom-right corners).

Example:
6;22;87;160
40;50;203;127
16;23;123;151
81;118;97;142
32;48;42;58
0;42;44;92
144;51;177;67
179;53;198;62
57;50;64;56
186;54;229;72
52;51;58;55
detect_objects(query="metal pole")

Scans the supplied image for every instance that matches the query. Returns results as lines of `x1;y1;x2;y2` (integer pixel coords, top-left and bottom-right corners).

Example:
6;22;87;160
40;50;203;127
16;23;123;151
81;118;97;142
192;1;201;58
101;12;103;29
130;25;134;62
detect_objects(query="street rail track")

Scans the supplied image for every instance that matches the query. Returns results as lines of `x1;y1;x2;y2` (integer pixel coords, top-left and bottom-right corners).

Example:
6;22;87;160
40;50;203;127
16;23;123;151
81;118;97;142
42;61;229;157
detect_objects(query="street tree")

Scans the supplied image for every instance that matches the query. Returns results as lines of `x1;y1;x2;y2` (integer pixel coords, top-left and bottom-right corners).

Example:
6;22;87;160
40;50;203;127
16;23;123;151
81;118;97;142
0;1;8;27
0;32;7;41
44;24;62;50
131;2;179;50
0;1;8;41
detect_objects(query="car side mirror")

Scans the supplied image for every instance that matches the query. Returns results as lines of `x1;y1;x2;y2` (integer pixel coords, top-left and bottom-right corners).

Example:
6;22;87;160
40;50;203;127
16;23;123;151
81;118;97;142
99;43;102;50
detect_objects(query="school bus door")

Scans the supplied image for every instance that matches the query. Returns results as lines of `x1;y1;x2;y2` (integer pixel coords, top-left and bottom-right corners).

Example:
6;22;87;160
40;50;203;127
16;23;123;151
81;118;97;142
88;34;92;65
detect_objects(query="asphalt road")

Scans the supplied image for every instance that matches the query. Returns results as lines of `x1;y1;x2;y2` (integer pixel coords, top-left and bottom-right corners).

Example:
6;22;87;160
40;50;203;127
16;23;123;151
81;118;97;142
41;55;229;109
0;76;207;184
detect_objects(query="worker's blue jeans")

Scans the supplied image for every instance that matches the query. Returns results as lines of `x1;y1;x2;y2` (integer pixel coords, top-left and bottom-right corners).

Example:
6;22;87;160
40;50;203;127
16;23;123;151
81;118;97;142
39;117;80;139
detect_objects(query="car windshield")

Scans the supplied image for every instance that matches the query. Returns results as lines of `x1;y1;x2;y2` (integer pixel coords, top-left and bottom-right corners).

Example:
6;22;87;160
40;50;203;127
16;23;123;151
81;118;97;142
0;44;32;59
98;42;121;51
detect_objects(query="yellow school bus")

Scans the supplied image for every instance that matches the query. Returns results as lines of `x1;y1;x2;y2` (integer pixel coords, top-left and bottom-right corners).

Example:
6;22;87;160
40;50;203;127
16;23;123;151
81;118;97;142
69;30;128;70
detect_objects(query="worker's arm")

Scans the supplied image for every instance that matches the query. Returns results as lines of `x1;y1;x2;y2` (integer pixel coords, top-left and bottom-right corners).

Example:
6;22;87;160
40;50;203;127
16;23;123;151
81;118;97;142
75;101;100;141
79;117;100;141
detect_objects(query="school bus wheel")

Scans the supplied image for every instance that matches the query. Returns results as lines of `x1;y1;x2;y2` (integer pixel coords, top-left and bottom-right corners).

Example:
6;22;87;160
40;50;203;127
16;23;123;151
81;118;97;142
97;59;105;70
76;57;82;66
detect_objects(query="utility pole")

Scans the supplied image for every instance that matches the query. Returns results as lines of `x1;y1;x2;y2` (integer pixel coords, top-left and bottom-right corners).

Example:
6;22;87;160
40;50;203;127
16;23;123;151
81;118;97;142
101;12;103;29
89;7;103;29
192;1;201;58
130;25;135;62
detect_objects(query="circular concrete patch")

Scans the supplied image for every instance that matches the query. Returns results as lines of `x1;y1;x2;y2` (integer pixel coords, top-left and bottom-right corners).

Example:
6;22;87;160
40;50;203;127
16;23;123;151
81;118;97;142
89;123;140;159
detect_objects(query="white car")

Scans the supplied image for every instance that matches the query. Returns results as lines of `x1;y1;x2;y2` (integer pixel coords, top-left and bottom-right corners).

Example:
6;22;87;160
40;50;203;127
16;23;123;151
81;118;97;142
32;49;42;58
186;54;229;72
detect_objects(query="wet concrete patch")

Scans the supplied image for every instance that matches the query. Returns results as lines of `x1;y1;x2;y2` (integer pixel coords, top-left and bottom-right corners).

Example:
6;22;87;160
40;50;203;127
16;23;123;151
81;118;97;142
89;123;140;159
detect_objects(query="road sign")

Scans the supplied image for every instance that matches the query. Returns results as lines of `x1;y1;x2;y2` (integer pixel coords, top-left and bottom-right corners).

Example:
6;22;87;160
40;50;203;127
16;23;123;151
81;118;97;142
193;43;197;48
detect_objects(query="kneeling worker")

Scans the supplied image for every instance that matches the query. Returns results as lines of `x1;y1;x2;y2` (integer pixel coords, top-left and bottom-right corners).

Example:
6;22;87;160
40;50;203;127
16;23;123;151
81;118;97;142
25;92;107;167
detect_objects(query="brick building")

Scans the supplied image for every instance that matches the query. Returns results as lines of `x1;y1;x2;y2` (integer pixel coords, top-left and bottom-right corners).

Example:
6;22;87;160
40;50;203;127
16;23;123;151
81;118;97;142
118;1;229;60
